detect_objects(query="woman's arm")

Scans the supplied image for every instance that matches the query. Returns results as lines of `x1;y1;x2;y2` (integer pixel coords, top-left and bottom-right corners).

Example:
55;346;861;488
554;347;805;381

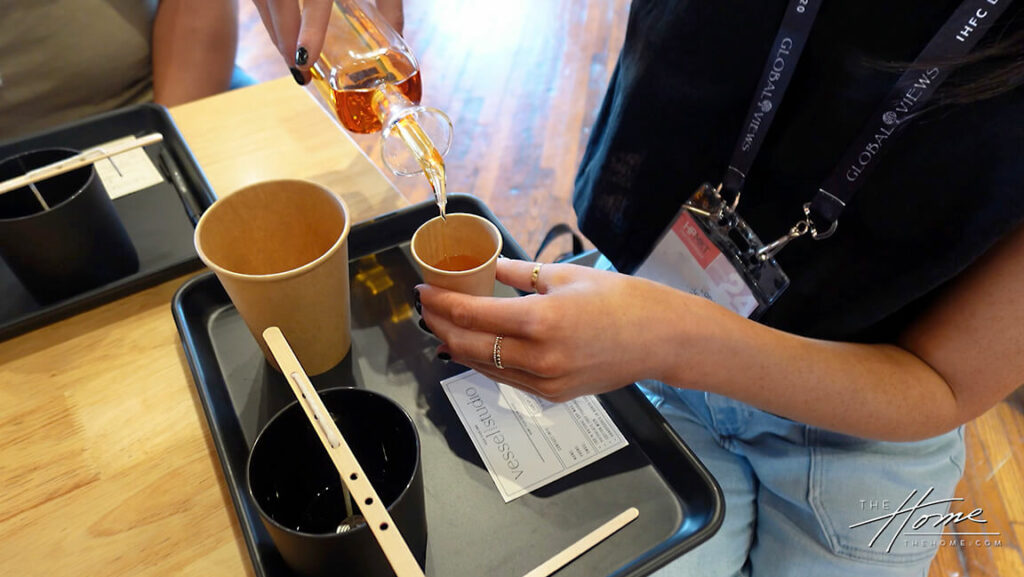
660;220;1024;441
418;223;1024;442
152;0;238;107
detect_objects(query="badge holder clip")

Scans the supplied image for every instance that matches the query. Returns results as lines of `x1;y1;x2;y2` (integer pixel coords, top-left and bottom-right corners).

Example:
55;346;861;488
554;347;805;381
635;183;790;319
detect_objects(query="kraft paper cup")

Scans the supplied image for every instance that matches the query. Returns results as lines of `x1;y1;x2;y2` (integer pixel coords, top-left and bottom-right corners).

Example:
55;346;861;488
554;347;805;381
410;213;502;296
247;387;427;577
0;147;139;303
194;179;351;376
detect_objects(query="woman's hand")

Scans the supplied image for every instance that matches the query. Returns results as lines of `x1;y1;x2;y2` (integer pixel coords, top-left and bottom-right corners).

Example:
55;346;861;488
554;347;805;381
431;224;1024;440
251;0;405;84
417;259;702;401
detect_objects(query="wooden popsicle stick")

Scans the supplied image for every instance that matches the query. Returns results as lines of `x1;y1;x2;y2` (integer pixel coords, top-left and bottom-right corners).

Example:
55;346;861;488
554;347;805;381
0;133;164;195
522;508;640;577
262;327;426;577
28;182;49;211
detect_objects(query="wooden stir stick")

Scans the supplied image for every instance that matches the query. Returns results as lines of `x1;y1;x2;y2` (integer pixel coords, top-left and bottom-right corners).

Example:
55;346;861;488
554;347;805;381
522;507;640;577
262;327;426;577
0;133;164;196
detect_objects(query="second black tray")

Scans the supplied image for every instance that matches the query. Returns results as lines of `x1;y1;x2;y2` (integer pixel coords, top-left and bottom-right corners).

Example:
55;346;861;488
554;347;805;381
173;194;723;577
0;104;214;341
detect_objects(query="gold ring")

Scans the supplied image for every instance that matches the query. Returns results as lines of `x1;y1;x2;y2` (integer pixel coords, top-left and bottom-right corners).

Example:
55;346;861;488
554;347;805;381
530;263;543;291
493;335;505;370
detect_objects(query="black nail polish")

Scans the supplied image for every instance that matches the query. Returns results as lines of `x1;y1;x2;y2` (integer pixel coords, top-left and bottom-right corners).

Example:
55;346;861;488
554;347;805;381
289;67;306;86
295;46;309;66
418;318;433;335
437;352;451;361
413;288;421;315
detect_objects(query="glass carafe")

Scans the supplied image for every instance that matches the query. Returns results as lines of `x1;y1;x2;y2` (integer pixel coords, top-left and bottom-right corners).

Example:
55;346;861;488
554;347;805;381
307;0;451;215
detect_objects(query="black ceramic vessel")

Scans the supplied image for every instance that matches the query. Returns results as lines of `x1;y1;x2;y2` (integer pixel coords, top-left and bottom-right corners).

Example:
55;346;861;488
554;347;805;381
248;387;427;577
0;148;139;303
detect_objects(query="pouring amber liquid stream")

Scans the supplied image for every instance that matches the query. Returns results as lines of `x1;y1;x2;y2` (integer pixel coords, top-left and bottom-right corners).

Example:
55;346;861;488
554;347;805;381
307;0;460;271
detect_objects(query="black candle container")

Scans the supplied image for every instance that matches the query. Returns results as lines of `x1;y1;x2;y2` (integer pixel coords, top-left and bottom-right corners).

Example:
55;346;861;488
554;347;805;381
247;387;427;577
0;148;139;303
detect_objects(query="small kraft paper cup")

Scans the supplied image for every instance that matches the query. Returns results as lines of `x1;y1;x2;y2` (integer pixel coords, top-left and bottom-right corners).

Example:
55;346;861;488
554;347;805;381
410;213;502;296
194;179;351;376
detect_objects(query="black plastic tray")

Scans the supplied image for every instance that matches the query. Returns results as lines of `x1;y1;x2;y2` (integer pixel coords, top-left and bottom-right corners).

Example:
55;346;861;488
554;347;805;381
172;194;723;577
0;104;215;341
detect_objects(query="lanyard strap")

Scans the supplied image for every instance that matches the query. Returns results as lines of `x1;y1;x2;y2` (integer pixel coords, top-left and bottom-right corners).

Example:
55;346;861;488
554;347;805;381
724;0;1014;233
812;0;1015;224
723;0;823;195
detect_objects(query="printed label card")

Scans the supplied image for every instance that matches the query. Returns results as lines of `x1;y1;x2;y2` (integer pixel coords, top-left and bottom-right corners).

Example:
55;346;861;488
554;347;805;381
441;370;629;502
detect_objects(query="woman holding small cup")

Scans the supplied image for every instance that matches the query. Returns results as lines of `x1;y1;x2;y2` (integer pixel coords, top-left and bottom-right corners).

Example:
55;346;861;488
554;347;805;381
416;3;1024;577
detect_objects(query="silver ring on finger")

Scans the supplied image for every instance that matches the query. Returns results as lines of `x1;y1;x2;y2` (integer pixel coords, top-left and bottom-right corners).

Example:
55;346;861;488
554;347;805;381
493;335;505;370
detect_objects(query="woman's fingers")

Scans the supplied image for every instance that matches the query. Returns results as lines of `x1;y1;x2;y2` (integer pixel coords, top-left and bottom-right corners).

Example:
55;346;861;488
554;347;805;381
296;0;334;75
418;263;663;403
455;359;553;399
251;1;280;48
252;0;330;85
423;307;551;375
496;259;541;293
265;0;302;65
375;0;405;34
418;284;545;338
255;0;406;86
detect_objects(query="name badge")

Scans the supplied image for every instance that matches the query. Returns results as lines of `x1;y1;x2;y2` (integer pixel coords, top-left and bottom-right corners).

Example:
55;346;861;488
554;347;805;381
635;184;790;319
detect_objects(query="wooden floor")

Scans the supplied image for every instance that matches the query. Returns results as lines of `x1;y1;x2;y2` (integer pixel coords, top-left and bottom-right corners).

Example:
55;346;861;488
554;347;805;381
235;2;1021;576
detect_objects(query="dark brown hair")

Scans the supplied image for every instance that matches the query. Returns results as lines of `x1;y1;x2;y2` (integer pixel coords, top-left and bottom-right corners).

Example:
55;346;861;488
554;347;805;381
866;5;1022;107
939;8;1024;104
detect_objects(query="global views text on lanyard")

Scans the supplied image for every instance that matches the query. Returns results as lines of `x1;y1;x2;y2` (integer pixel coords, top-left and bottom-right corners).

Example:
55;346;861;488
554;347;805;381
726;0;1014;256
636;0;1014;319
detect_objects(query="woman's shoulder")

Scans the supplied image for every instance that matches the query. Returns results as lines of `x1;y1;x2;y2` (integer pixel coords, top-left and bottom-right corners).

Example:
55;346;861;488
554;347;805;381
0;0;157;140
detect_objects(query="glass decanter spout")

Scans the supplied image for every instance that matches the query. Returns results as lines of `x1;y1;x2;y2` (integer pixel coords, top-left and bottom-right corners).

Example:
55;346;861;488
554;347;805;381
307;0;452;216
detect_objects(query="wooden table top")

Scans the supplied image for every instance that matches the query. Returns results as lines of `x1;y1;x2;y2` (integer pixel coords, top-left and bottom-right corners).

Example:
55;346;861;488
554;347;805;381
0;78;407;576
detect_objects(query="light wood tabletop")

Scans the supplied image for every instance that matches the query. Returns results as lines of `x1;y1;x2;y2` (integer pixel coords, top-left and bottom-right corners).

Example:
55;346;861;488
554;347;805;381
0;77;407;576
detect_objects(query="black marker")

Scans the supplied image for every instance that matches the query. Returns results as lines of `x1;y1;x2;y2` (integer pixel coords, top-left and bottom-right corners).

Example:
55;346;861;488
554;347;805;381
157;147;201;225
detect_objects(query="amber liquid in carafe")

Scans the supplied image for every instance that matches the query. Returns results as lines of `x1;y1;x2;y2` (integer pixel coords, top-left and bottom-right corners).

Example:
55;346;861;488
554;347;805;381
312;50;447;219
325;63;422;133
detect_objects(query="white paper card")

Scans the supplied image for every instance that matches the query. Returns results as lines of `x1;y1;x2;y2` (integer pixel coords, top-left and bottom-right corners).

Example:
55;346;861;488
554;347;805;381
94;136;164;199
441;370;629;503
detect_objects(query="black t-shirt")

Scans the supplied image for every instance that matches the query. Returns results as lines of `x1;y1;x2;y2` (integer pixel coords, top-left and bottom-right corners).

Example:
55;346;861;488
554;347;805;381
574;0;1024;342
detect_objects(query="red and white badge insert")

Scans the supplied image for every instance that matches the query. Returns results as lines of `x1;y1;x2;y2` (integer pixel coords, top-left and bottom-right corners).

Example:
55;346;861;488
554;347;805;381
635;211;759;318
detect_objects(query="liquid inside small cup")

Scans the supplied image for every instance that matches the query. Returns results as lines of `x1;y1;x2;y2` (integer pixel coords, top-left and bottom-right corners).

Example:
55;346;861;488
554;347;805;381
431;253;487;272
411;213;501;273
410;213;502;296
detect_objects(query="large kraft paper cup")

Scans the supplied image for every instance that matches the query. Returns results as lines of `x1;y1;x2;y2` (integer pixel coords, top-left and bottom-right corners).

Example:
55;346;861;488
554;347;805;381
194;179;351;376
410;213;502;296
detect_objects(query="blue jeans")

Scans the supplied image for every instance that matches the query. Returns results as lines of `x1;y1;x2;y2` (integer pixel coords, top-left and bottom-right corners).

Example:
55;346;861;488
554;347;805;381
640;381;966;577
